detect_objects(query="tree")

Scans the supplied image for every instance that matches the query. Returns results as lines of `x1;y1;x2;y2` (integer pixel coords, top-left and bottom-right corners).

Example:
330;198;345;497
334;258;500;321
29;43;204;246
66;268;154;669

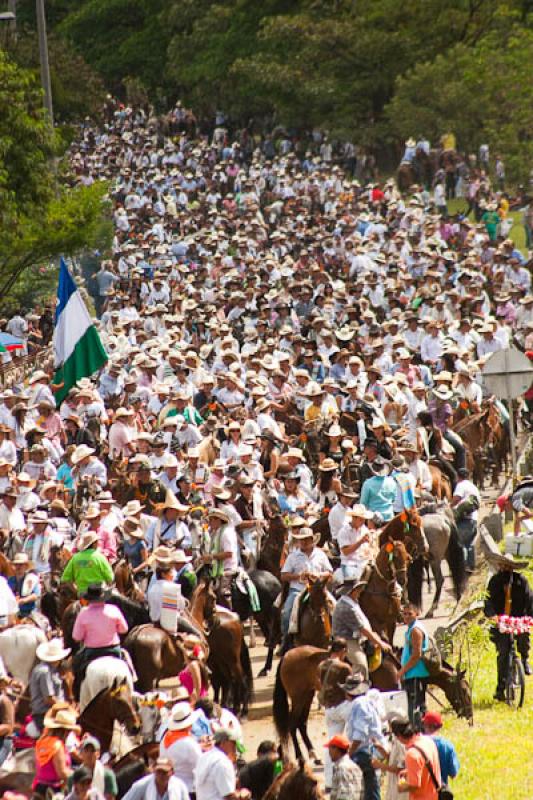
0;51;110;314
384;26;533;181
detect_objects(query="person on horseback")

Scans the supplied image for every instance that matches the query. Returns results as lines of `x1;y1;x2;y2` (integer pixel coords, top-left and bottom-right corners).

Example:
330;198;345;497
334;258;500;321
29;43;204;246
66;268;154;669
360;457;397;522
429;388;466;476
451;467;481;572
60;531;114;597
416;410;458;490
333;579;391;680
280;527;332;650
173;549;197;601
337;505;376;582
147;491;191;550
7;552;40;619
147;546;186;624
29;638;71;734
201;508;239;609
72;583;128;696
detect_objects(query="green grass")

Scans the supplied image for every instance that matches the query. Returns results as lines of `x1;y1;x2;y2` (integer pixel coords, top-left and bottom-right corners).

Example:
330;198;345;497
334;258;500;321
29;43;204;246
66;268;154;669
447;197;527;255
431;535;533;799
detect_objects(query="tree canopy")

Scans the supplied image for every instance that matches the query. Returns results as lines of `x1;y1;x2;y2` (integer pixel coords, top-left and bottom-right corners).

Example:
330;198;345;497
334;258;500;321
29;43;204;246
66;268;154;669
0;51;110;315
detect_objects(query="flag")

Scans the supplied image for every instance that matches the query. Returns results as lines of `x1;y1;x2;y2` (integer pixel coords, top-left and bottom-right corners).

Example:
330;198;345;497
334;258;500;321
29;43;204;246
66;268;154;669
53;258;107;406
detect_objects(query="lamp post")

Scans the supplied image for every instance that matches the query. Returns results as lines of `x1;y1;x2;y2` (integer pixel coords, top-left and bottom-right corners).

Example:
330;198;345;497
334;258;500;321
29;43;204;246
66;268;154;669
35;0;53;124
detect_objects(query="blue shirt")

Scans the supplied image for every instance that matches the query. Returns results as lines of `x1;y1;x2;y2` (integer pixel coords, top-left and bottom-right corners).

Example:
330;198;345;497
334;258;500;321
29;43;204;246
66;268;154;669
402;620;430;679
346;695;382;752
360;475;397;520
433;735;460;784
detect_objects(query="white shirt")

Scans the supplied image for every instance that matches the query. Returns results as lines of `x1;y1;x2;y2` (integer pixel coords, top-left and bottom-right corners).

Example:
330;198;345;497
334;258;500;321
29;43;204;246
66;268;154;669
281;547;332;591
337;523;374;568
147;579;185;623
0;503;25;533
328;501;348;542
160;734;202;792
453;479;481;521
195;746;236;800
0;576;18;624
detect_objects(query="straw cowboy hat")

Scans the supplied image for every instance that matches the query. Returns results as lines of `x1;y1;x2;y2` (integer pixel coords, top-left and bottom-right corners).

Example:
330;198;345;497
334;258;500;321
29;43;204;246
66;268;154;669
208;508;230;524
156;491;189;513
152;545;175;566
286;448;305;460
43;706;80;733
83;504;102;520
305;382;324;397
71;445;95;465
486;552;528;570
123;500;145;515
290;526;318;541
168;702;194;731
318;458;338;472
36;638;71;662
77;531;99;550
348;504;373;520
11;552;32;568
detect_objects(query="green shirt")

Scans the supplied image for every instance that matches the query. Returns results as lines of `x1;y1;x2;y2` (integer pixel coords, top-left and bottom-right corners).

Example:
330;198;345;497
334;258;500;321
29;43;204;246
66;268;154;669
61;548;114;595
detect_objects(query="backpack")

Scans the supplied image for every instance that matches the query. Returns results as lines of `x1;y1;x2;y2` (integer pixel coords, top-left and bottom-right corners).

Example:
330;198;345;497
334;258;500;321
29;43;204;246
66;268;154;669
411;744;454;800
453;494;480;522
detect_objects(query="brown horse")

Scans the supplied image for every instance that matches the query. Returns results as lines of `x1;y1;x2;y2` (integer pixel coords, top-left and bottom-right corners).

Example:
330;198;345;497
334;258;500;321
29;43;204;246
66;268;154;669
295;577;333;651
114;559;144;602
359;540;411;644
190;580;253;716
452;409;491;488
123;624;187;693
263;758;325;800
79;676;141;752
428;463;452;501
311;514;331;549
0;552;14;577
49;544;72;575
257;514;288;580
379;509;429;609
111;742;160;798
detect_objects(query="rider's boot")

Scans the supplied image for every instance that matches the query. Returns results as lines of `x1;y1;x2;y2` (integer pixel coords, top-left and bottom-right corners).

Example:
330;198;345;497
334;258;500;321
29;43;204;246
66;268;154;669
523;659;532;676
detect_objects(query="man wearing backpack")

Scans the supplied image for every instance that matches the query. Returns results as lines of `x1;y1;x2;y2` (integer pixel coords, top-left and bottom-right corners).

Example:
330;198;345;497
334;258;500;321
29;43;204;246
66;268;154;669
398;603;430;731
452;467;481;573
392;718;442;800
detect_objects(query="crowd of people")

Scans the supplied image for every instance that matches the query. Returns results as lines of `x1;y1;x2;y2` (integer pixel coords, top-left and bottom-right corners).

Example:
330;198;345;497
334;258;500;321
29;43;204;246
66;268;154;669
0;99;531;800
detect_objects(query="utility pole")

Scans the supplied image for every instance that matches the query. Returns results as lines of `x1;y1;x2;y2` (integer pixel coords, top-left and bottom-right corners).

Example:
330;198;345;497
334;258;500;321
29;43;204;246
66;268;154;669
35;0;53;124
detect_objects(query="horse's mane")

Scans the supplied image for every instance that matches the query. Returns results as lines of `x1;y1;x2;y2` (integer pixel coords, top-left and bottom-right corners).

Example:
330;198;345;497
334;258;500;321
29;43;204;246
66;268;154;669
107;590;150;621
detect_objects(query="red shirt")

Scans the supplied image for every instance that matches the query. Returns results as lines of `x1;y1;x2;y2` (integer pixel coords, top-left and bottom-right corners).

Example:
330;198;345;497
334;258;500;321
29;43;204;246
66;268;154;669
405;734;441;800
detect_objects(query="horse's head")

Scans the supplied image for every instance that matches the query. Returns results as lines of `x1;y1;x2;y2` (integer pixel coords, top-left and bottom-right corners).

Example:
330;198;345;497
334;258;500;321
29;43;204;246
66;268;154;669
406;509;429;560
109;678;141;736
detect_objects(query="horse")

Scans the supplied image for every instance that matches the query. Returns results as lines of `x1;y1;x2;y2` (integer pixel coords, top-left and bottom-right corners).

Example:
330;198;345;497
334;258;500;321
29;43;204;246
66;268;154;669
111;743;159;799
428;463;452;501
79;676;141;752
123;625;188;693
80;656;135;714
114;560;145;602
420;504;467;618
295;576;333;651
311;514;332;549
273;645;329;762
257;514;288;580
49;544;72;576
41;580;78;630
0;747;35;797
190;579;253;717
359;540;411;644
379;509;429;609
229;568;282;678
263;758;325;800
0;625;46;685
452;410;492;488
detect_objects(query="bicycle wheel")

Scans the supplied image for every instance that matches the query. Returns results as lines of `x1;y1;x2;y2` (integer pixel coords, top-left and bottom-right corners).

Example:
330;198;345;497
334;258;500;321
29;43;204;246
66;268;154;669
505;655;526;709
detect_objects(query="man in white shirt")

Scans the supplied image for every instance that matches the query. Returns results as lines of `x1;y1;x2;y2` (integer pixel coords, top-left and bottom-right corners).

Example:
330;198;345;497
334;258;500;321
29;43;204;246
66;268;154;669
337;506;375;581
420;322;443;365
159;702;202;794
195;728;250;800
280;528;332;646
400;443;433;493
201;509;239;608
328;488;357;543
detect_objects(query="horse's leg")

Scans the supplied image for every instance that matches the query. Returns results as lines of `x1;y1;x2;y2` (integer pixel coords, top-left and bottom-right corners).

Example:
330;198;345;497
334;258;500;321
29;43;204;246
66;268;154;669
425;560;443;619
298;693;320;763
248;618;256;649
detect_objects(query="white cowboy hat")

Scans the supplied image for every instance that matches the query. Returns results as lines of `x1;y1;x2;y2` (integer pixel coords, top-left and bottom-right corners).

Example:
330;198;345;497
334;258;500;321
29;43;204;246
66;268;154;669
208;508;230;523
43;706;80;732
77;531;99;550
27;370;48;385
156;490;189;513
37;638;71;662
11;552;31;566
115;407;134;418
152;545;175;566
348;504;373;520
286;448;304;460
28;510;49;525
71;445;95;465
123;500;145;515
326;424;343;438
172;549;192;564
168;701;194;731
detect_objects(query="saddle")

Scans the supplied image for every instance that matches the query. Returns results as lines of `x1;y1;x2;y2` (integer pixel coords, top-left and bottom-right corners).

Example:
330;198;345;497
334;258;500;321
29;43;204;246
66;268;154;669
72;645;123;699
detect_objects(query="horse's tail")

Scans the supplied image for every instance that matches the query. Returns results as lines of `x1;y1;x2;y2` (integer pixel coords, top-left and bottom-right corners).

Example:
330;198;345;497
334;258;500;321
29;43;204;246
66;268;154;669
240;639;254;706
273;658;290;743
446;520;467;601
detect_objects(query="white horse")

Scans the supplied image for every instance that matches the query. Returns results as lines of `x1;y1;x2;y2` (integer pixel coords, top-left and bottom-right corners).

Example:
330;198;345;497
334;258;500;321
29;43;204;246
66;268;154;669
80;656;133;714
0;626;46;685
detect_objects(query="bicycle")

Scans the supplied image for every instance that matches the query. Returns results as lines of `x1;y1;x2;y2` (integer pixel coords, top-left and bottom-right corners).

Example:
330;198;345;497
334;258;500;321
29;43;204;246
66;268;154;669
497;616;533;709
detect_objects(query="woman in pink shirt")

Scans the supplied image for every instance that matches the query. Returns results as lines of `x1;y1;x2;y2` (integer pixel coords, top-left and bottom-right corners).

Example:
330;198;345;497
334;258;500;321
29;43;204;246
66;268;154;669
72;583;128;693
80;505;117;562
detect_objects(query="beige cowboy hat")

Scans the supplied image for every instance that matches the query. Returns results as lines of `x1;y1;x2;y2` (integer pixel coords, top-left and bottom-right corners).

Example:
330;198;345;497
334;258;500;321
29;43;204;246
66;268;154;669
156;490;189;513
208;508;230;523
152;545;175;566
27;370;48;385
348;504;373;520
44;706;80;732
326;424;343;438
305;382;324;397
125;525;145;540
286;447;305;460
11;552;31;567
318;458;338;472
37;637;71;663
115;407;134;419
172;549;192;564
77;531;99;550
16;472;36;489
71;444;95;465
486;552;528;570
123;500;145;515
29;510;49;525
290;526;317;540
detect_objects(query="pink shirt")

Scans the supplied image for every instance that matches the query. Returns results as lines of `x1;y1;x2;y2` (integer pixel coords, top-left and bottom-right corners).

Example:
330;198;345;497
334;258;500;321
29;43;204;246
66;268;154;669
72;603;128;648
98;526;117;561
